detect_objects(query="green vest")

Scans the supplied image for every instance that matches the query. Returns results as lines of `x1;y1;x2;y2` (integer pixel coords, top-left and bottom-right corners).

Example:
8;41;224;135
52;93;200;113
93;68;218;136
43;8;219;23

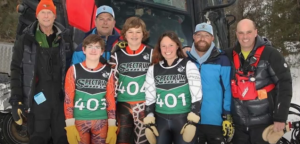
115;47;152;102
73;63;112;120
153;58;191;114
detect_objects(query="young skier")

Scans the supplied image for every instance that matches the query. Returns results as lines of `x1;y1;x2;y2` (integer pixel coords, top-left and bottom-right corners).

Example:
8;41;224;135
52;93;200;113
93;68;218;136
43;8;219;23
143;31;202;144
109;16;152;144
64;34;117;144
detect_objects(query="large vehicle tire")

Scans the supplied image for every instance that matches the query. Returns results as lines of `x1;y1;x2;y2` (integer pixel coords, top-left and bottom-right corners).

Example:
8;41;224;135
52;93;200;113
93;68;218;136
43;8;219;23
0;74;29;144
0;113;29;144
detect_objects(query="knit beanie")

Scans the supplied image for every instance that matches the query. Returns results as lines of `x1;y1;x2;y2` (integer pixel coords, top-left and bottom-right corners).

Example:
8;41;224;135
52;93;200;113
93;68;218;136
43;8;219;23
36;0;56;17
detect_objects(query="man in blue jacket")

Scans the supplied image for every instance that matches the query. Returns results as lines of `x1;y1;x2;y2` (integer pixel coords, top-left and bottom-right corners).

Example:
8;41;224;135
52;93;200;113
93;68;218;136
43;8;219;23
186;23;232;144
72;5;121;64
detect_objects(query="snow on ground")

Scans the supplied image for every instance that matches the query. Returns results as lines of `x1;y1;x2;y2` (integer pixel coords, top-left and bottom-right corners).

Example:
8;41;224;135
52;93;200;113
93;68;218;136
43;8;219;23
283;54;300;141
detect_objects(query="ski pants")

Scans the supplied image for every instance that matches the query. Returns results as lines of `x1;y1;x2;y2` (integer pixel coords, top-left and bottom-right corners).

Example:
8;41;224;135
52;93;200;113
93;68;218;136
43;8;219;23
75;119;108;144
155;112;196;144
116;102;148;144
196;124;225;144
232;124;269;144
27;81;68;144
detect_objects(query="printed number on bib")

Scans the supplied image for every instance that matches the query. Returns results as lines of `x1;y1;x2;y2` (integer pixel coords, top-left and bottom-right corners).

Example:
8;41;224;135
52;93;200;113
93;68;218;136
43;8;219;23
117;81;145;95
156;93;186;108
75;98;106;111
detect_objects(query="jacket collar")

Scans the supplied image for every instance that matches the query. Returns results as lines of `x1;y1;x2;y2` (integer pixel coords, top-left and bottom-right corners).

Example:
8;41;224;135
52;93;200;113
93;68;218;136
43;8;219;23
23;21;66;38
187;46;221;64
233;35;270;60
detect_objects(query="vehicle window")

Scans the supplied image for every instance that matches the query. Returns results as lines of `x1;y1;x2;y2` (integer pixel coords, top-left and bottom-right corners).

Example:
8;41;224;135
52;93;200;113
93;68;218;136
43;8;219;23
111;0;193;48
132;0;187;11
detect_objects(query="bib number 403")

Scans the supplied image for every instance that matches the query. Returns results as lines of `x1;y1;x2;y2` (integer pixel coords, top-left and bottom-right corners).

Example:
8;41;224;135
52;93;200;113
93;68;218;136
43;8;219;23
117;81;145;95
75;98;106;111
156;93;186;108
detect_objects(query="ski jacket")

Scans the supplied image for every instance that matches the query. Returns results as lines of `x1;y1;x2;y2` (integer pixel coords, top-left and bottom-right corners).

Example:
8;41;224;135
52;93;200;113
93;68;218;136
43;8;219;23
187;47;231;126
225;35;292;126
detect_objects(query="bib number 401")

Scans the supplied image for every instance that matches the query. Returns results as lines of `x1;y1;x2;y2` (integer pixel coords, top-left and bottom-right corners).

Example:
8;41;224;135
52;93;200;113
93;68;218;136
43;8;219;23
156;93;186;108
75;98;106;111
117;81;145;95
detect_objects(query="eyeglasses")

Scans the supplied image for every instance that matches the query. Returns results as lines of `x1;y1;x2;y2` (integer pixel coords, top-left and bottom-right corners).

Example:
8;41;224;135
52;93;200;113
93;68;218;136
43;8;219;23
194;34;212;39
86;45;102;50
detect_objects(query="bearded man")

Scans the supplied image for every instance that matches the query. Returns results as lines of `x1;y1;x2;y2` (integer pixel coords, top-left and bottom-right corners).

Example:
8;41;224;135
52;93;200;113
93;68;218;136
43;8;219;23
186;23;232;144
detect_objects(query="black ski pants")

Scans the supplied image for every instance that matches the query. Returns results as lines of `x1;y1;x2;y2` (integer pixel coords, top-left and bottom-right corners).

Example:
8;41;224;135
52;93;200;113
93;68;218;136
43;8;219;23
27;81;68;144
156;112;196;144
196;124;225;144
232;124;269;144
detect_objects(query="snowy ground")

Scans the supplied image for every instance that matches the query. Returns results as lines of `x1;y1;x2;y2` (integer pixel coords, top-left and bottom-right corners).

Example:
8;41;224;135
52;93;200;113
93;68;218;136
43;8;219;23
282;54;300;141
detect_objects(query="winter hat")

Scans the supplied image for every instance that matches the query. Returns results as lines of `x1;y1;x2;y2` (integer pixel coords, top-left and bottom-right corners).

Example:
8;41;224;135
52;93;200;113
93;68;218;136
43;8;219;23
36;0;56;17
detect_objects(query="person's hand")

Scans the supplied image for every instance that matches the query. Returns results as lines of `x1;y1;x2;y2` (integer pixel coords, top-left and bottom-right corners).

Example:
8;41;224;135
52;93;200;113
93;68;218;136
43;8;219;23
262;122;291;144
143;116;159;144
65;118;80;144
11;102;27;125
106;119;118;144
222;114;234;142
180;112;200;142
273;122;285;132
182;47;191;57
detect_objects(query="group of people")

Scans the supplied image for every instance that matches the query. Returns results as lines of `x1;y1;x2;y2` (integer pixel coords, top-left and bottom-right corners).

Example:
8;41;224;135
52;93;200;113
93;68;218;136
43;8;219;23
9;0;293;144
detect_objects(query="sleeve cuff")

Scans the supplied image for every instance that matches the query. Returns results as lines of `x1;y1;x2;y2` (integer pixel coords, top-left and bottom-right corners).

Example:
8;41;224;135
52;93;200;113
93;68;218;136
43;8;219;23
108;119;116;126
65;118;75;126
273;118;286;123
146;113;154;117
223;110;231;115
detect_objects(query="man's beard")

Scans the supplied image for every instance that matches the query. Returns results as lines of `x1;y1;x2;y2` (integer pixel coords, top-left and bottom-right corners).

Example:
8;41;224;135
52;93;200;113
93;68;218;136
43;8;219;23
195;40;211;52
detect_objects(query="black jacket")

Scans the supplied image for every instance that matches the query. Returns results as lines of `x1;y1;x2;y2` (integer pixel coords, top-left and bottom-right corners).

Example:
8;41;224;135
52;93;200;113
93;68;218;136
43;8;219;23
225;36;292;126
10;21;73;108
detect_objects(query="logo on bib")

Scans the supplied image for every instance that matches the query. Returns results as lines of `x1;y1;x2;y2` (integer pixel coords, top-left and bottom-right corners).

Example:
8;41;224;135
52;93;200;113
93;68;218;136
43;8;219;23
155;74;186;85
118;62;150;73
76;79;107;89
143;53;150;60
102;71;110;78
177;65;185;73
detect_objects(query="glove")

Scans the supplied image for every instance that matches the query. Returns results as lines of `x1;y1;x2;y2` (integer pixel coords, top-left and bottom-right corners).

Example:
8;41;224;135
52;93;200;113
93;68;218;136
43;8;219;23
262;124;291;144
262;125;273;142
65;118;80;144
180;112;200;142
11;101;27;125
106;119;118;144
143;116;159;144
222;114;234;143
